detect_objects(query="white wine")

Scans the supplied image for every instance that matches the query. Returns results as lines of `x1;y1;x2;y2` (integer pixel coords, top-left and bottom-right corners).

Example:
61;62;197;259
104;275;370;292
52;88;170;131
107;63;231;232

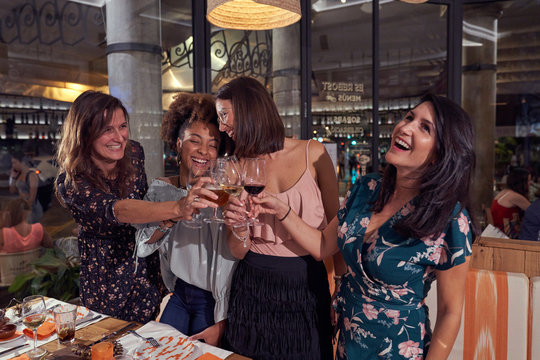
23;314;46;330
221;184;243;197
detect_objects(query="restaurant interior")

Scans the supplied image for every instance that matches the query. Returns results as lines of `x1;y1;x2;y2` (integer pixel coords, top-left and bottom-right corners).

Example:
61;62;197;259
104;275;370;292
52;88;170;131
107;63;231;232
1;0;540;359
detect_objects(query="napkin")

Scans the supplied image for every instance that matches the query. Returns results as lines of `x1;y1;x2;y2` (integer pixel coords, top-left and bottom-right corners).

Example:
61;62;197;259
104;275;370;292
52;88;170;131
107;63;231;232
22;320;56;340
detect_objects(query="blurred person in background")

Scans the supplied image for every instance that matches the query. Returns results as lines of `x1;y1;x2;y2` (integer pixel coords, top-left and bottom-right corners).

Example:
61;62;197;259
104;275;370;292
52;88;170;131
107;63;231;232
0;198;53;253
491;167;530;237
9;151;42;223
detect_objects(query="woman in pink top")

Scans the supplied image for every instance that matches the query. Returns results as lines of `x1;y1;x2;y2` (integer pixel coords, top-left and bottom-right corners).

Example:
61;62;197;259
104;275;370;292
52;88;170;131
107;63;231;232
216;76;340;360
0;198;53;253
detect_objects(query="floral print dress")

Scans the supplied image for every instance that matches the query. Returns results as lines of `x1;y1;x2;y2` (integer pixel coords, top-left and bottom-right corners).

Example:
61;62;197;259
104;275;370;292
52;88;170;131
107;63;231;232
335;173;472;360
56;140;164;322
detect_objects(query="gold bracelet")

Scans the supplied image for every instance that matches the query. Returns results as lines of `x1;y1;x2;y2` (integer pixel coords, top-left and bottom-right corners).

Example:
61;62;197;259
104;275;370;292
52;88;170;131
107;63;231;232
231;229;249;248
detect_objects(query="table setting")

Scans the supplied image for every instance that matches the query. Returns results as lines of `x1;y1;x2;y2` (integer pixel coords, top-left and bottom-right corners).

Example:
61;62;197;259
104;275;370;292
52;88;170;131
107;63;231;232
0;297;107;360
1;297;238;360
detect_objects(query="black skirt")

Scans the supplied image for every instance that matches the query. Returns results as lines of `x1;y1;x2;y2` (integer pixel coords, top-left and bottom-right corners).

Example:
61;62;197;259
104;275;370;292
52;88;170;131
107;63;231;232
223;251;333;360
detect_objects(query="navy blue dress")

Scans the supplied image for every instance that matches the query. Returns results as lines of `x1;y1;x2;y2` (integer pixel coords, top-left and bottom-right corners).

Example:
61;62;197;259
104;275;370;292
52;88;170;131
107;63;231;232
56;140;164;322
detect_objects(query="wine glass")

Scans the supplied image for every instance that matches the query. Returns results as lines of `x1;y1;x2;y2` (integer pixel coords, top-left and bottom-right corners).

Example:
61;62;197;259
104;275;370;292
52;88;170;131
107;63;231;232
22;295;47;358
183;166;206;229
243;158;266;226
204;159;228;223
218;156;248;227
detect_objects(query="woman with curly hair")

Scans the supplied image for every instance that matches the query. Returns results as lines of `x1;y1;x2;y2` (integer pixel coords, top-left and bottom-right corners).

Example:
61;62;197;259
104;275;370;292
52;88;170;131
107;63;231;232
134;92;236;346
56;91;219;322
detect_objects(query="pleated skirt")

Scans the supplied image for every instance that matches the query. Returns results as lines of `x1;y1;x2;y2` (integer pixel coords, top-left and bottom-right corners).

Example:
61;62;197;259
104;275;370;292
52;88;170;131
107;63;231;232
223;251;333;360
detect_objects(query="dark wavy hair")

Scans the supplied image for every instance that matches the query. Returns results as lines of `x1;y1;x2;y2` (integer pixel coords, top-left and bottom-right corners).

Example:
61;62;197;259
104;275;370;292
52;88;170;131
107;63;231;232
373;93;478;239
215;76;285;157
56;90;133;197
506;167;530;197
161;92;232;155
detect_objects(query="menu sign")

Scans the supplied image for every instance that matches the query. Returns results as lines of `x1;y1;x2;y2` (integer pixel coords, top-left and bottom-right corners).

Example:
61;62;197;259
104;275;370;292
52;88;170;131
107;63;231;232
320;81;364;102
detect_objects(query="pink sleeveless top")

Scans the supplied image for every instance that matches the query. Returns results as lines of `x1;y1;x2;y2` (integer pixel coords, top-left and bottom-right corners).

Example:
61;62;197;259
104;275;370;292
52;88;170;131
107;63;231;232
1;224;44;253
250;140;327;257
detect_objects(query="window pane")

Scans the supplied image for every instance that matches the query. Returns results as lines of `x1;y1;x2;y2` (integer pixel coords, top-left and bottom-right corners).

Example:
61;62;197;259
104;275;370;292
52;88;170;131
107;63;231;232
311;1;372;192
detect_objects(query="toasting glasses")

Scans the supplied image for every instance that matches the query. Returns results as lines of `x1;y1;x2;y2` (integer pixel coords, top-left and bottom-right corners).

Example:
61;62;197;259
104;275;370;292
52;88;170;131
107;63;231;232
183;166;207;229
242;158;266;226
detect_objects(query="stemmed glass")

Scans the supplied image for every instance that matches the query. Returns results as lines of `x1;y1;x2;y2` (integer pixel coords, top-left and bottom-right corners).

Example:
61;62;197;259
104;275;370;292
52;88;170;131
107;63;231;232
22;295;47;358
243;158;266;226
204;159;229;223
183;166;206;229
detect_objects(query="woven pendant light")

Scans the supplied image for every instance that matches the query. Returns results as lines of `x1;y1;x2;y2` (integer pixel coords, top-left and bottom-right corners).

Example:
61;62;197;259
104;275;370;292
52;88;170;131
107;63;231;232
207;0;301;30
399;0;429;3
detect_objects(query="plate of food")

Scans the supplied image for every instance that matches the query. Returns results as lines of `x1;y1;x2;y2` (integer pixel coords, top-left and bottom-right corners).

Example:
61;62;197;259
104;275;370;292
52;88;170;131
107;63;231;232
0;330;23;344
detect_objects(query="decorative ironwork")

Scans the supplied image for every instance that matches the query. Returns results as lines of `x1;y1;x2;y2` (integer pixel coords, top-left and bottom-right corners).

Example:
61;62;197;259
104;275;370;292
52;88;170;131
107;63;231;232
0;0;105;47
211;30;272;85
161;29;272;85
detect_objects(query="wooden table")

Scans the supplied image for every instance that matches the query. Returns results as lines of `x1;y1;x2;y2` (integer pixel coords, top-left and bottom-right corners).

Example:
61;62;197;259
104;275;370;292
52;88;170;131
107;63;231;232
38;316;250;359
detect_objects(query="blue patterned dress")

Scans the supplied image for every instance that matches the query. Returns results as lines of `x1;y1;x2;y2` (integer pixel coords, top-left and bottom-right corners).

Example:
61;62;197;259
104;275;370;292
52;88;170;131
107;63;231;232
335;173;472;360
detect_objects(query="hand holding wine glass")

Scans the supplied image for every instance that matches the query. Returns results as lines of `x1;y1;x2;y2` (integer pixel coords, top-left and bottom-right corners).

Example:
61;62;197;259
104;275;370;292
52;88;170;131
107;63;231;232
182;166;218;228
243;158;266;226
22;295;47;358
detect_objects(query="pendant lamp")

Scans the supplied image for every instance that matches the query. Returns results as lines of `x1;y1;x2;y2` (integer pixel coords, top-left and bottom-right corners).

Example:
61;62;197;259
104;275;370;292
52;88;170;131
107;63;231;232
399;0;429;3
207;0;302;30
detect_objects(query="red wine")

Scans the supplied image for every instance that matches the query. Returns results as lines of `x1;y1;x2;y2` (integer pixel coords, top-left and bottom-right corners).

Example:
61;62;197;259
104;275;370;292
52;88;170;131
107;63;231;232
244;184;265;195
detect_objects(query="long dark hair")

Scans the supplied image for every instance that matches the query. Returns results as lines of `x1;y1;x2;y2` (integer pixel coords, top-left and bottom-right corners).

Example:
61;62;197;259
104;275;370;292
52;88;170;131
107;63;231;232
507;167;530;197
215;76;284;157
373;93;478;239
56;91;133;197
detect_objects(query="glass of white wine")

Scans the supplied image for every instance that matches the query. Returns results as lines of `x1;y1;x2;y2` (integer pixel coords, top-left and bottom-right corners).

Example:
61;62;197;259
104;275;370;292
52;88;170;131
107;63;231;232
22;295;47;358
218;156;246;227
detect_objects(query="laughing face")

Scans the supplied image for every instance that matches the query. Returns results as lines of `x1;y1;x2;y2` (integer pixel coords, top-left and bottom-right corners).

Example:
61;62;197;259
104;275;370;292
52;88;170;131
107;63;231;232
215;99;235;140
91;108;129;176
385;101;437;175
178;121;220;179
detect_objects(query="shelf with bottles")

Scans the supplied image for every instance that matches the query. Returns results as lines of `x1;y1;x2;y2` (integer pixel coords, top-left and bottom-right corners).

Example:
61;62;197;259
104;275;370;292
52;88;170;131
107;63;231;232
0;93;70;140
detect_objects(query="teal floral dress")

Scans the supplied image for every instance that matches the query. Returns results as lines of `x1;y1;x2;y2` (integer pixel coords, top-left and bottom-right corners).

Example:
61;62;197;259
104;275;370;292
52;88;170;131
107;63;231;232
335;173;472;359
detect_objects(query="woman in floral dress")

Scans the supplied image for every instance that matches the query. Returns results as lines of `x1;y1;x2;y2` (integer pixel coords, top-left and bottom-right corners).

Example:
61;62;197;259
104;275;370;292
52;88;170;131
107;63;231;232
249;93;477;359
56;91;218;322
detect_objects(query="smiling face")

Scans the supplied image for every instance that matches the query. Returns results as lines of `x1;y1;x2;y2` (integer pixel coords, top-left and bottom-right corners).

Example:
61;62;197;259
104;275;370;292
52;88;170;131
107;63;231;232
385;101;437;175
178;121;220;179
215;99;235;140
91;108;129;176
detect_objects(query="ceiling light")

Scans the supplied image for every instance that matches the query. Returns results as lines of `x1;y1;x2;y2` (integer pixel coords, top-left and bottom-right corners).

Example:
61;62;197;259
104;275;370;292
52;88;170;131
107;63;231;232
207;0;301;30
399;0;429;3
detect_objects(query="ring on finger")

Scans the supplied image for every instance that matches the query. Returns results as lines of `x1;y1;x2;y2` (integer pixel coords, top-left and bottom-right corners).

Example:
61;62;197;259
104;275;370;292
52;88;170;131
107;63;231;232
193;196;200;203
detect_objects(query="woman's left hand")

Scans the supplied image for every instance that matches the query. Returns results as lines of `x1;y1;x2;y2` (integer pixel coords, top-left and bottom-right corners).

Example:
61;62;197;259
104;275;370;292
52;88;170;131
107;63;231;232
251;191;290;219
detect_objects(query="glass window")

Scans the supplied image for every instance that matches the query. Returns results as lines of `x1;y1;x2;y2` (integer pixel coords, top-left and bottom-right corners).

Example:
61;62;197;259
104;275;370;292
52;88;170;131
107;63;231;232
311;0;372;193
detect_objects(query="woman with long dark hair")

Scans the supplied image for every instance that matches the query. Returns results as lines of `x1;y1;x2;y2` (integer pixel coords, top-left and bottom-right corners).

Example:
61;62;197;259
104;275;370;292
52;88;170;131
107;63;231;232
247;94;477;359
491;167;530;236
56;90;218;322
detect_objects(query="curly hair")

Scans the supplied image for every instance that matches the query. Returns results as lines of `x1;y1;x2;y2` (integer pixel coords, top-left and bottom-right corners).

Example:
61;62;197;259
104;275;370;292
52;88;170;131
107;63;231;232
161;92;231;155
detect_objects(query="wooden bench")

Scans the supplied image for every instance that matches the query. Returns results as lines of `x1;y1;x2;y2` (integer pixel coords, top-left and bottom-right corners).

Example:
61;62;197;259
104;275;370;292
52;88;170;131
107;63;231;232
471;236;540;278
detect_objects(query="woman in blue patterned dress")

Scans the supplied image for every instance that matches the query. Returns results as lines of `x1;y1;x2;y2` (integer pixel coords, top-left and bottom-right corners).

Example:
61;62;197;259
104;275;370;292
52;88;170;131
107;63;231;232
56;91;218;322
251;94;477;359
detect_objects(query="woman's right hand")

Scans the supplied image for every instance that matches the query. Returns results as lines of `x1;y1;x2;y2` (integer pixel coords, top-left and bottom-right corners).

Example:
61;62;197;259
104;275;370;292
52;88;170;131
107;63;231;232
173;176;218;221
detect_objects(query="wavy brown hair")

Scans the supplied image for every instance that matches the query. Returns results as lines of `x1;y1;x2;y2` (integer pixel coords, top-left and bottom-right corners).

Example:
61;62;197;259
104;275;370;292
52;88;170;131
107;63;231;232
161;92;231;155
373;93;478;239
55;91;133;197
215;76;284;157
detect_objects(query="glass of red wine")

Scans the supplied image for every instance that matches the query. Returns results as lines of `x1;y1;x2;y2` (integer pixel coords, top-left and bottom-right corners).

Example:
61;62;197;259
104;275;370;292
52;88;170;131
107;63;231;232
243;158;266;226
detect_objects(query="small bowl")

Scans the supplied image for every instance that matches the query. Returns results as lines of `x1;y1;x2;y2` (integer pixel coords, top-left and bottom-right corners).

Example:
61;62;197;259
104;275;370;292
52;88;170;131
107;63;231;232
0;324;16;339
